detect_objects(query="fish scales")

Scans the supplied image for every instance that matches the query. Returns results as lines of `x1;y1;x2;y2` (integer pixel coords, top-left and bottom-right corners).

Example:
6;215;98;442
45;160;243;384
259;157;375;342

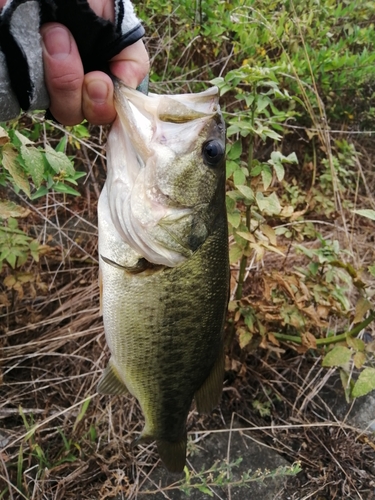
99;201;228;435
98;81;229;473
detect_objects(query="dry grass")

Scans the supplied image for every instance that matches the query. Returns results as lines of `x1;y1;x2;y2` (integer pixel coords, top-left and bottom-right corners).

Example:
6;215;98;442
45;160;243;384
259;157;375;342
1;110;375;499
225;354;375;499
1;250;375;500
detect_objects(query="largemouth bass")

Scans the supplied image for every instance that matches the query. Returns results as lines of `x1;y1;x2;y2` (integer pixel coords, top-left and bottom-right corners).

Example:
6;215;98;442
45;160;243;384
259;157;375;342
97;80;229;473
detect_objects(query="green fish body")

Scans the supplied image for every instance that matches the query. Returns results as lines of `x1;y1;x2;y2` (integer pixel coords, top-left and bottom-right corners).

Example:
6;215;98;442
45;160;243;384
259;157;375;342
97;81;228;473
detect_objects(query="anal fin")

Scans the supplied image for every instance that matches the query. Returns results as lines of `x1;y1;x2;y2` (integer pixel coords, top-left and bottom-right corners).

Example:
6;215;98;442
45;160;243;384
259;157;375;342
97;358;129;396
194;347;224;414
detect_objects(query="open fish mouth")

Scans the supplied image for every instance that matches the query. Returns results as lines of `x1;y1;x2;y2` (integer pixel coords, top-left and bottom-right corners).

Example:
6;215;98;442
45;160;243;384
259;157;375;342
105;80;223;267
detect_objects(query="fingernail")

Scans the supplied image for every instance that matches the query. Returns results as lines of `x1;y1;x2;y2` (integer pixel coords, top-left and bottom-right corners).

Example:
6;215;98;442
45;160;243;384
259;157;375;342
42;26;72;60
86;80;109;104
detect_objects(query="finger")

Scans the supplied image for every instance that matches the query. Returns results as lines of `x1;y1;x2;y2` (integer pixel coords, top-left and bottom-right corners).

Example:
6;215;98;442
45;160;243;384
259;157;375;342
41;23;84;125
110;39;150;89
87;0;114;21
82;71;116;125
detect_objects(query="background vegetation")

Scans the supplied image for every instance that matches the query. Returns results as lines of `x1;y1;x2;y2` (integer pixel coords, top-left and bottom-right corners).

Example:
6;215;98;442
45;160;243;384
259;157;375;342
1;0;375;498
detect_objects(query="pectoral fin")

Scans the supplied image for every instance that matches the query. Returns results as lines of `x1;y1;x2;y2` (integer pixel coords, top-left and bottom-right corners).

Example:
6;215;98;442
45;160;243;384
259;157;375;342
194;348;224;414
97;358;129;396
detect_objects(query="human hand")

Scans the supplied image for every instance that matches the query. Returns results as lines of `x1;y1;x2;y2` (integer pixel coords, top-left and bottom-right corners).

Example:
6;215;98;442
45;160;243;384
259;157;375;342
0;0;149;125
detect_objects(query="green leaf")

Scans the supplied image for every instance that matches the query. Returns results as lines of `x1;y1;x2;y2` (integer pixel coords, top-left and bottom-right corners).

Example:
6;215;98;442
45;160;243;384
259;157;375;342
226;195;235;212
45;145;75;176
256;192;281;215
31;186;48;200
29;240;40;252
347;337;365;352
73;398;91;432
217;84;232;96
53;183;81;196
227;211;241;229
236;185;255;202
257;95;271;112
233;169;246;186
17;252;28;267
322;346;351;367
2;143;30;197
21;145;44;188
71;123;90;139
64;177;78;186
261;165;273;190
71;171;86;180
352;209;375;221
210;76;225;86
352;368;375;398
262;128;282;141
6;252;17;269
227;140;242;160
353;297;372;324
285;152;298;164
227;122;254;137
55;135;67;153
353;352;366;369
270;158;285;182
197;486;214;497
0;249;11;261
236;231;255;242
229;244;244;264
267;151;297;182
14;130;33;146
250;163;262;177
0;201;30;219
8;217;18;230
226;160;238;179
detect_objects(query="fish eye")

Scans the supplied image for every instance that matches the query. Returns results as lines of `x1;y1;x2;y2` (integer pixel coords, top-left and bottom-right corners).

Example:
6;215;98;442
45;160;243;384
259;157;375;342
202;140;225;167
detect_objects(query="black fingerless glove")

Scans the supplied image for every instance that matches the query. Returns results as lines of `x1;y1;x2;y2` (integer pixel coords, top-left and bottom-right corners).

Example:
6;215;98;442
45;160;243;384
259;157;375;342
0;0;145;121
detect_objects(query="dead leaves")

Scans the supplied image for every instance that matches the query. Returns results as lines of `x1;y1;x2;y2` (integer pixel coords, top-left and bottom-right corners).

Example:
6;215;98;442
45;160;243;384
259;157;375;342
230;267;350;354
263;271;330;329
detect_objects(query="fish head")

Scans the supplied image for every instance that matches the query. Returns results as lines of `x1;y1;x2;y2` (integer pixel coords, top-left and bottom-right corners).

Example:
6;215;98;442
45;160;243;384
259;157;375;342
106;80;226;267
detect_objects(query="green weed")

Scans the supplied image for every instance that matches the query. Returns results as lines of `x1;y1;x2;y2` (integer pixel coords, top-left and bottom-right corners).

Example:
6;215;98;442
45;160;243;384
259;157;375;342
9;402;97;499
0;123;86;199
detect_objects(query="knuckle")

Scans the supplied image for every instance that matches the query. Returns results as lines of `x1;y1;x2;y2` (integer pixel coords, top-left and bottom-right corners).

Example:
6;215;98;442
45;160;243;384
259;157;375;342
49;72;83;94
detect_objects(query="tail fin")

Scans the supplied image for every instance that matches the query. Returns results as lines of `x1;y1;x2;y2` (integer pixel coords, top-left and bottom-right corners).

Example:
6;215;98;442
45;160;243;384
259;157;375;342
156;435;187;474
